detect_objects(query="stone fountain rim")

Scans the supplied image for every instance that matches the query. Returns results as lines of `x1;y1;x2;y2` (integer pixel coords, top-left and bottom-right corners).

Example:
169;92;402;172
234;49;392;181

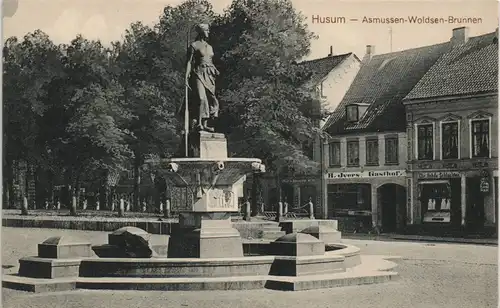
146;158;262;163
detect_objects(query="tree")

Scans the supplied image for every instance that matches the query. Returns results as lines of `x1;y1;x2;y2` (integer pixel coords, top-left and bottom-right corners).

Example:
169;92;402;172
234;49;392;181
3;30;65;210
111;0;216;211
115;21;183;211
156;0;217;72
52;35;133;215
210;0;322;212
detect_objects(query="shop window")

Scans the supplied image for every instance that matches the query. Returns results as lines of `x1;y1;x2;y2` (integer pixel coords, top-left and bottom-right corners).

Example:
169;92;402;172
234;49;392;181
419;181;451;212
385;137;399;164
417;124;434;160
328;141;341;166
441;122;459;159
347;140;359;166
365;139;379;165
471;119;490;158
327;184;371;214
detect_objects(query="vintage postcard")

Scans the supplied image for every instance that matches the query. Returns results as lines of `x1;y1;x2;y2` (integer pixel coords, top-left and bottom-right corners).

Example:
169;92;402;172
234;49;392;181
2;0;498;307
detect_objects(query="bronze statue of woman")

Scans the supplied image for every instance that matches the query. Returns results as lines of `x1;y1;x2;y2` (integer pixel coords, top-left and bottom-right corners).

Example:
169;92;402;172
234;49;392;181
181;23;220;133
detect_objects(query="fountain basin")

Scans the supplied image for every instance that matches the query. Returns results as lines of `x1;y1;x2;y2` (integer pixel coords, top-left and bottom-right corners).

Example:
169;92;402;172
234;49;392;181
78;242;361;279
145;157;264;213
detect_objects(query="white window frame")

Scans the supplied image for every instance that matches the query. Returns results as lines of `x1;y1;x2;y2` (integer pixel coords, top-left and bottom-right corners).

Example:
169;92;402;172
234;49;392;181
384;135;399;164
439;119;461;160
346;139;360;166
469;117;492;159
328;141;341;167
414;122;436;161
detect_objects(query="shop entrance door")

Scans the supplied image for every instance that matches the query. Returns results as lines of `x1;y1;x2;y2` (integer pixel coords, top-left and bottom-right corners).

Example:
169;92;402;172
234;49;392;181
466;177;485;230
495;177;498;230
378;184;406;233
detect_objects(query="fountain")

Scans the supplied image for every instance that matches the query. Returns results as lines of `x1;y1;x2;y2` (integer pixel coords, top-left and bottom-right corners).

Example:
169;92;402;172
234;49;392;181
2;128;399;293
2;24;399;293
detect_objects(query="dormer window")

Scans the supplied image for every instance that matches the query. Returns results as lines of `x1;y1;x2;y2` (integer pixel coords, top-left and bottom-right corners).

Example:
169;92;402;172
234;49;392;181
345;103;370;123
346;105;359;122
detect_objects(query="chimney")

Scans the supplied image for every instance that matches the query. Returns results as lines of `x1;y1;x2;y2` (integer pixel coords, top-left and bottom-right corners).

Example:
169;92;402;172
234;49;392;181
363;45;375;62
328;45;333;56
451;27;469;45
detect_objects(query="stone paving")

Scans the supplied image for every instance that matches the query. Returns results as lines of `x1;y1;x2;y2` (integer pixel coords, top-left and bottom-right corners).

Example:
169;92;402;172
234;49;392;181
2;227;498;308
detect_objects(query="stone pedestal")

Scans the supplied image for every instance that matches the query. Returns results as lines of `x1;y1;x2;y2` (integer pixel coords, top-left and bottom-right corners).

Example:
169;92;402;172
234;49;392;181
300;225;342;244
148;131;264;259
199;132;228;158
189;131;228;159
279;219;338;234
19;236;92;279
38;236;92;259
270;233;325;257
168;212;244;258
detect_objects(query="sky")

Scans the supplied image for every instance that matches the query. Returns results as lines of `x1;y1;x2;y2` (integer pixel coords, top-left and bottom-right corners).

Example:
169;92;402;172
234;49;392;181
2;0;499;61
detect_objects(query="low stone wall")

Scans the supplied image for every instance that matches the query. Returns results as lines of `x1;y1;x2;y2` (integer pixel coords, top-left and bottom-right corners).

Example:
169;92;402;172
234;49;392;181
2;216;276;239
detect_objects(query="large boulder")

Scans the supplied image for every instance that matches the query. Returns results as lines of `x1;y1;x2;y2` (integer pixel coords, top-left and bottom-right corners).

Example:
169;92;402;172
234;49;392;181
93;227;156;258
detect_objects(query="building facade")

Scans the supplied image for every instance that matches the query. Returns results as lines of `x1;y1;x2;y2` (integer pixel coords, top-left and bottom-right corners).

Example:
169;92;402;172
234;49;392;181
260;50;361;216
322;132;408;231
403;28;498;232
321;39;451;232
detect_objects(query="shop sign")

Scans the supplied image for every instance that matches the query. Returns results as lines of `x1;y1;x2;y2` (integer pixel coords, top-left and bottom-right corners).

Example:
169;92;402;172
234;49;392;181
326;170;406;179
480;178;490;193
417;163;433;169
417;171;461;179
473;162;489;168
442;162;457;169
283;178;316;184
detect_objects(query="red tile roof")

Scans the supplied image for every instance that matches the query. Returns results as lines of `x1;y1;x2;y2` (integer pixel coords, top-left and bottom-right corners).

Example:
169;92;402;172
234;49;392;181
405;31;498;101
325;42;451;135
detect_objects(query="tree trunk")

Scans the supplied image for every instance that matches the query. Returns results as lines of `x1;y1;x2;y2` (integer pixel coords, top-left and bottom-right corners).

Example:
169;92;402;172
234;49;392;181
21;161;29;215
26;162;36;209
251;173;260;216
4;160;14;209
21;195;29;215
98;170;107;210
133;153;142;212
8;170;15;209
275;170;282;222
70;172;79;216
48;170;54;208
70;190;77;216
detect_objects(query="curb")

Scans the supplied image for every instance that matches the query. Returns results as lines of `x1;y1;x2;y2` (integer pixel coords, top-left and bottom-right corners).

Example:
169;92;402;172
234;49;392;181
341;234;497;245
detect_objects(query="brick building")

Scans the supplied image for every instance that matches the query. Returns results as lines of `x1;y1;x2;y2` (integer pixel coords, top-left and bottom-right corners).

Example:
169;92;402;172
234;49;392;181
403;28;498;233
321;40;451;232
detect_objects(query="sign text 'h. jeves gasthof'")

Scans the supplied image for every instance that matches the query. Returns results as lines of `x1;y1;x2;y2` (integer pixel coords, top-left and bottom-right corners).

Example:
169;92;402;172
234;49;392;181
325;170;406;179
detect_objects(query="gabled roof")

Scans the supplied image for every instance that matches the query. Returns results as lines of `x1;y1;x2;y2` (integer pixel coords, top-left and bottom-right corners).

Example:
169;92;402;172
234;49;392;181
298;53;357;86
324;42;451;135
405;31;498;101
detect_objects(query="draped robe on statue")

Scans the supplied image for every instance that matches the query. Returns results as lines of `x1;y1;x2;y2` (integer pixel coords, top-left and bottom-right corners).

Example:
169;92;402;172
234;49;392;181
178;41;220;129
